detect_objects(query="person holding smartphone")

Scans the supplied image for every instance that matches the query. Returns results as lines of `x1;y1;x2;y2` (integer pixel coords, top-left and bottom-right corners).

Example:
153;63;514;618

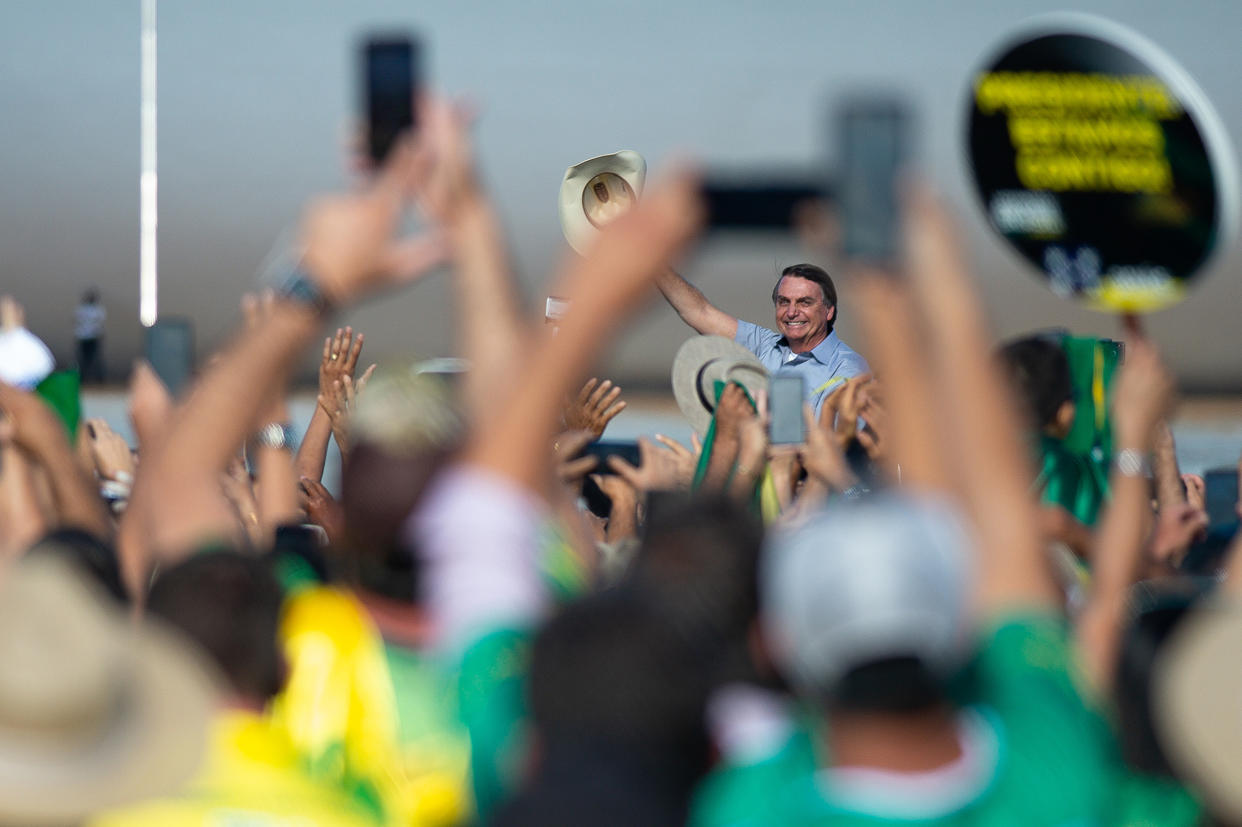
656;263;868;417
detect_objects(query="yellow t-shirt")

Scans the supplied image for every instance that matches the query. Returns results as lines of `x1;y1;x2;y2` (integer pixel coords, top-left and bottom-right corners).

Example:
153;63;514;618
91;710;382;826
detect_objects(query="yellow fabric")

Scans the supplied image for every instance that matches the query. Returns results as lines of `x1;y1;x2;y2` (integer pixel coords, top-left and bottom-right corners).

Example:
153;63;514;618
759;468;783;524
90;710;382;826
814;375;846;395
268;587;470;827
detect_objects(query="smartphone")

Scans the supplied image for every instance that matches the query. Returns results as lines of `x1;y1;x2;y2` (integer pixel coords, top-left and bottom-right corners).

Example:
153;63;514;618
701;179;821;230
769;375;805;445
363;34;420;165
837;97;909;263
1203;467;1239;528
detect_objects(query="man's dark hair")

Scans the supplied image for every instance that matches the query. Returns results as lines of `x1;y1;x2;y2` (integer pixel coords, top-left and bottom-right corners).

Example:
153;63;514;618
146;552;285;702
27;529;127;605
771;264;838;325
997;336;1074;430
624;493;763;686
338;441;453;603
828;655;947;714
528;587;711;760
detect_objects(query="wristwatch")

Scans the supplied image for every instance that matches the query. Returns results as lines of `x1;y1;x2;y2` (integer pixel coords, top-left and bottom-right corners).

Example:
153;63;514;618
276;266;335;318
254;422;298;451
1112;448;1151;478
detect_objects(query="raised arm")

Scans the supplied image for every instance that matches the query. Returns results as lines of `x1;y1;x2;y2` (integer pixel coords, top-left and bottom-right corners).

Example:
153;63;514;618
1077;331;1175;690
901;188;1058;612
128;135;442;569
418;100;530;421
656;268;738;338
464;174;703;492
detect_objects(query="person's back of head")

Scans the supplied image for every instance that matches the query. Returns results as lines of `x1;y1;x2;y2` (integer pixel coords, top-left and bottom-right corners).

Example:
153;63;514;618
762;493;974;716
336;369;464;604
499;588;711;826
997;335;1075;436
146;551;285;703
624;493;763;685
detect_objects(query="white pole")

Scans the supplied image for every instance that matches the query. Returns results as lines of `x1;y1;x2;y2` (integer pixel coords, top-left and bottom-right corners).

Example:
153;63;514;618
139;0;158;327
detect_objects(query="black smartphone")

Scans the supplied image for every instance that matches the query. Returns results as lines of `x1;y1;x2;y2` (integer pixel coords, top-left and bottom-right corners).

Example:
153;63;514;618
363;34;420;166
769;375;805;445
1203;467;1239;528
701;178;822;230
581;440;642;476
837;97;909;263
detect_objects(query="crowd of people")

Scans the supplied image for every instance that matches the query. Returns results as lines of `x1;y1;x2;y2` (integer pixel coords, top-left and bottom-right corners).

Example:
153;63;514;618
2;93;1242;826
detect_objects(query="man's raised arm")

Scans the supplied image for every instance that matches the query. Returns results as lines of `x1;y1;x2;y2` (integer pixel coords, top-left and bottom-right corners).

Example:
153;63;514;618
656;267;738;339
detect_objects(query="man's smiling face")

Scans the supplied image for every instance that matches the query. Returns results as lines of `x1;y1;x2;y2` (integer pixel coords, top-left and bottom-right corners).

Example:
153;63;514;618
773;275;834;353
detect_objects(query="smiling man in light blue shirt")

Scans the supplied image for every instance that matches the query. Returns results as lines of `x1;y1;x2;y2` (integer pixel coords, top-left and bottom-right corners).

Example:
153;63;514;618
657;263;868;417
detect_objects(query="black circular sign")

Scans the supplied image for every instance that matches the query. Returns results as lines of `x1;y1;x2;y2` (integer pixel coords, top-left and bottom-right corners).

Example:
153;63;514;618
967;15;1237;312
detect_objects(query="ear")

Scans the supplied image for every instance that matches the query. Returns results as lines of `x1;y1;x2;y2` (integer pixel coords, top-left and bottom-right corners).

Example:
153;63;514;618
824;303;836;323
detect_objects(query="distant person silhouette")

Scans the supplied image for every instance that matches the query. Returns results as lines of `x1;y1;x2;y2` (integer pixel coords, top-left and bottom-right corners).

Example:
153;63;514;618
75;288;106;384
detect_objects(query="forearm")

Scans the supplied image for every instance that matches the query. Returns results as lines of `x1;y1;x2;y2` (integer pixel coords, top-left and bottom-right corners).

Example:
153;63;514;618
1151;425;1185;512
33;438;112;539
850;276;950;493
450;198;530;419
1078;454;1151;690
255;445;301;544
293;405;333;483
0;444;47;555
700;435;739;493
136;303;319;556
656;268;737;338
152;305;319;484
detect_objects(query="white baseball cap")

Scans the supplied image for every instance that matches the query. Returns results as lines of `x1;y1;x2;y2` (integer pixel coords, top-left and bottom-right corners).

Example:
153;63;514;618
762;493;976;697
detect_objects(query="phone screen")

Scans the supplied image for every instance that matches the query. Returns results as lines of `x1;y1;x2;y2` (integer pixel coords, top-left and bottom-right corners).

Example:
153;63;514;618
364;36;418;165
838;98;908;263
769;375;806;445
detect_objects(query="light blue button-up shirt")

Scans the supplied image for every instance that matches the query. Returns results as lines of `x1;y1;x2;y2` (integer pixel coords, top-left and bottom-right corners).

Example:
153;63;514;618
735;321;869;417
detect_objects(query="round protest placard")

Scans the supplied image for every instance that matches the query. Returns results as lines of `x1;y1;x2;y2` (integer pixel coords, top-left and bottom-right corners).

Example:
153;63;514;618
966;14;1237;313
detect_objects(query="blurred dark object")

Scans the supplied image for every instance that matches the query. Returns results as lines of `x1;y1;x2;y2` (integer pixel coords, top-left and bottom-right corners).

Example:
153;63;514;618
837;96;909;263
578;440;641;519
144;317;195;398
147;551;285;702
1116;577;1215;775
496;588;711;827
1202;466;1239;528
702;177;822;230
26;528;127;605
363;34;419;165
1179;466;1240;576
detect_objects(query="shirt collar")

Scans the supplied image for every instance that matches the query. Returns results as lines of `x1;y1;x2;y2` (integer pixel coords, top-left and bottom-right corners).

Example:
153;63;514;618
781;330;841;365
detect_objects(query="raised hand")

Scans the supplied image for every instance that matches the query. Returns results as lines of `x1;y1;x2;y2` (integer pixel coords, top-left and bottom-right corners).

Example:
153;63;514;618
319;326;367;398
1111;331;1177;450
563;378;627;439
552;430;599;485
83;418;134;482
300;136;448;305
299;476;344;547
799;403;858;491
607;436;694;493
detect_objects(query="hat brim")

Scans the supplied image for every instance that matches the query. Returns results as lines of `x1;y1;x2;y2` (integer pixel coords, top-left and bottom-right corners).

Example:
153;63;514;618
0;560;218;824
1155;602;1242;819
671;336;768;434
558;150;646;255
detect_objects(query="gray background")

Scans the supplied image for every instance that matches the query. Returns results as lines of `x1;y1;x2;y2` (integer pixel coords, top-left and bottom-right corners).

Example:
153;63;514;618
4;0;1241;389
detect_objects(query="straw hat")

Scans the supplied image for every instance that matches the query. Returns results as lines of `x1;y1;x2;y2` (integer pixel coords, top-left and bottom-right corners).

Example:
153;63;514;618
558;151;647;254
1154;601;1242;819
0;557;217;825
671;336;768;434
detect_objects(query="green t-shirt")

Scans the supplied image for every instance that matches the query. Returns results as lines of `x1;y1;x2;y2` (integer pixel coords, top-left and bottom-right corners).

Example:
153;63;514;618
691;615;1200;826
